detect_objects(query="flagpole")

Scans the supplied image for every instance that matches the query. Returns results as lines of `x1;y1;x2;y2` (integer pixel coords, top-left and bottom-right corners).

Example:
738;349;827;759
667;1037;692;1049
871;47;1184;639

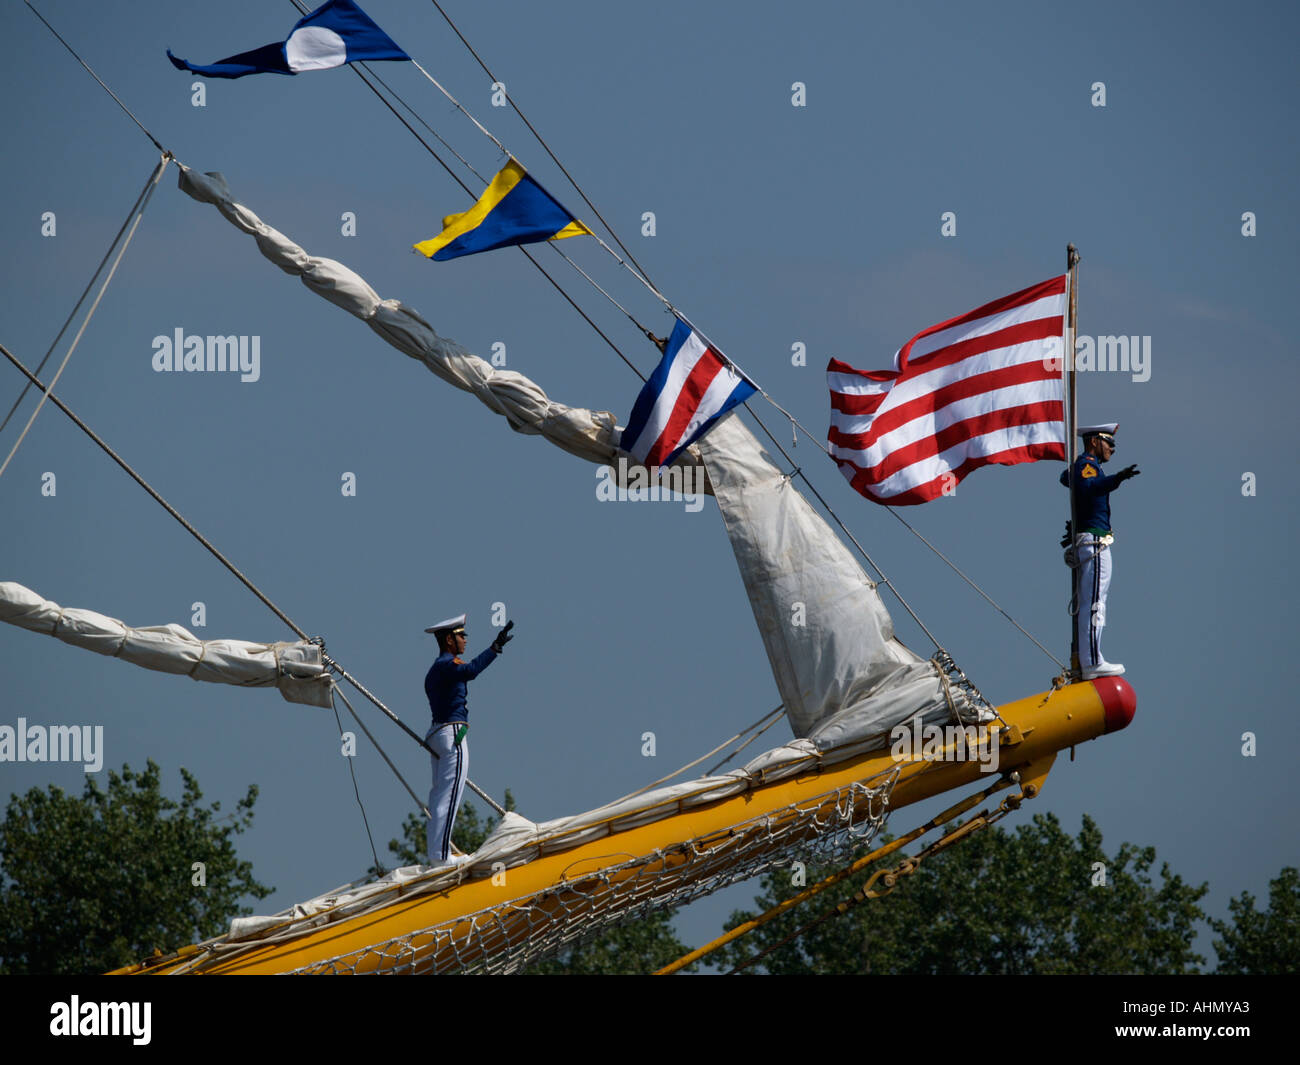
1065;243;1081;677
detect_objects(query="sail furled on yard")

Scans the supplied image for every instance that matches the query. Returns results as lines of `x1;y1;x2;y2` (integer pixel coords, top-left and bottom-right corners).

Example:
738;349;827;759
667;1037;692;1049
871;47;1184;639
176;166;710;491
0;582;332;707
697;415;965;741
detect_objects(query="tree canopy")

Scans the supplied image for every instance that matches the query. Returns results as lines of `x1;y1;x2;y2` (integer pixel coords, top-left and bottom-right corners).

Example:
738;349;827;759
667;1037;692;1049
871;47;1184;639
1211;866;1299;974
712;813;1210;975
0;760;272;975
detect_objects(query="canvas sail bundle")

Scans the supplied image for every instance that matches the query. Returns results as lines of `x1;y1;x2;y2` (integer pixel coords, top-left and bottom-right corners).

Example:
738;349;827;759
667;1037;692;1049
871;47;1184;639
176;166;711;491
0;581;332;707
698;415;970;743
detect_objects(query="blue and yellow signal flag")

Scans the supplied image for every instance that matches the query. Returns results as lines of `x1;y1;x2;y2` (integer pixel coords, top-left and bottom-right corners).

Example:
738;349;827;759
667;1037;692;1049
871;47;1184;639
415;159;593;261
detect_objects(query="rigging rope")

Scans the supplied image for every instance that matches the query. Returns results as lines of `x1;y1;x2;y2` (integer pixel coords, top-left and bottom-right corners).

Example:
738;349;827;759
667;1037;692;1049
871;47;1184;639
332;693;384;875
309;37;653;380
0;344;313;642
291;0;677;319
426;0;662;293
1;164;158;438
607;705;786;806
24;1;168;154
705;710;789;775
334;686;431;821
0;154;170;481
326;657;506;817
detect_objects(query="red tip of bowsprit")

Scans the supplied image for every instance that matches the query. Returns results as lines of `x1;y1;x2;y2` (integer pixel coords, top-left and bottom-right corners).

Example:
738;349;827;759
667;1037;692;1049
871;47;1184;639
1093;676;1137;733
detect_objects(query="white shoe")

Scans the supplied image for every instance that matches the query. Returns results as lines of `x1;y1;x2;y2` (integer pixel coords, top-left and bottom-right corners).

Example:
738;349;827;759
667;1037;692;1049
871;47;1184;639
1081;662;1125;679
426;853;470;872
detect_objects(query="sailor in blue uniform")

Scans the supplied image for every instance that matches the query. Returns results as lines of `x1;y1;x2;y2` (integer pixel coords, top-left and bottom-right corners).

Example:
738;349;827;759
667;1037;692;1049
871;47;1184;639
1060;424;1139;679
423;613;514;865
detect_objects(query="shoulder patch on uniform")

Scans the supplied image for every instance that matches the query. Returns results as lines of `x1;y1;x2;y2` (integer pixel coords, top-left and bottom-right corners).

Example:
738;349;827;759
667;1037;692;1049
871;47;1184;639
1081;463;1097;479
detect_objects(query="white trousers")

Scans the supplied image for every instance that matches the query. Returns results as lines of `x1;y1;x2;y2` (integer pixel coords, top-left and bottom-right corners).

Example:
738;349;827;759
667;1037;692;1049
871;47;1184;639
426;724;468;864
1074;534;1113;669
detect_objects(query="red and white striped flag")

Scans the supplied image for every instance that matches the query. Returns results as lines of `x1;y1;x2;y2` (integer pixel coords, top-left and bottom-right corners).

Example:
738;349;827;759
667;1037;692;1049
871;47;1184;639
827;275;1067;505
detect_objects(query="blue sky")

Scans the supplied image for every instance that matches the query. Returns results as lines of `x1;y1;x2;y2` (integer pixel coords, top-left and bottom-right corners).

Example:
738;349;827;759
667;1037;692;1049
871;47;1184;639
1;0;1296;969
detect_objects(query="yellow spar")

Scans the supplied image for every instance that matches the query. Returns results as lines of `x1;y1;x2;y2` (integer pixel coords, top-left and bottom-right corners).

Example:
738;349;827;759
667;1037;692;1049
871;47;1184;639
114;676;1136;975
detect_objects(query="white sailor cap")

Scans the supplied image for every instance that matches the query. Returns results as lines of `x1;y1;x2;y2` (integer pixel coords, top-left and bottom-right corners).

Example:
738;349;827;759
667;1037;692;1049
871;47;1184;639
424;614;467;636
1077;423;1118;441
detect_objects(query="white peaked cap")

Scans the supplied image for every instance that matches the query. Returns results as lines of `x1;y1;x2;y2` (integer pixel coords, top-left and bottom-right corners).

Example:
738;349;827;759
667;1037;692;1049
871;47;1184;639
424;613;467;635
1077;423;1118;438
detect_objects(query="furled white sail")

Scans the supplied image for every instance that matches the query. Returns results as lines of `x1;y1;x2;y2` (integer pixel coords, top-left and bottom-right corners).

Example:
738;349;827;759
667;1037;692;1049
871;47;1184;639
0;581;332;707
176;165;710;490
697;415;969;740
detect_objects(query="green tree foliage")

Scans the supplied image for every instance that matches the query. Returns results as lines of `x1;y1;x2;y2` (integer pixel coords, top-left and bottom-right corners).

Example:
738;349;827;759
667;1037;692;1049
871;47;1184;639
378;794;693;973
0;761;272;975
713;813;1208;974
1211;867;1300;974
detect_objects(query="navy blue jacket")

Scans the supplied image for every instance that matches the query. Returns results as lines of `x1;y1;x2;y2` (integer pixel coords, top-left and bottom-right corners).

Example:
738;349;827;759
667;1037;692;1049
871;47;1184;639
425;646;498;726
1060;453;1125;533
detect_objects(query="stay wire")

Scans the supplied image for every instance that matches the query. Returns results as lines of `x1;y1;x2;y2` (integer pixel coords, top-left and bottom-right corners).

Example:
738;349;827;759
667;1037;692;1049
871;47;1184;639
880;508;1066;669
332;691;385;875
24;1;168;154
406;3;677;314
326;655;507;818
294;22;651;381
0;154;170;481
334;686;431;821
425;0;662;292
705;710;789;776
0;342;313;643
0;161;158;438
608;705;786;805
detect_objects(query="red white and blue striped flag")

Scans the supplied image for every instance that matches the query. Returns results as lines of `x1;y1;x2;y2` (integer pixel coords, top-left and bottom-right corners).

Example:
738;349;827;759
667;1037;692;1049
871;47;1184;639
828;276;1067;505
622;319;756;467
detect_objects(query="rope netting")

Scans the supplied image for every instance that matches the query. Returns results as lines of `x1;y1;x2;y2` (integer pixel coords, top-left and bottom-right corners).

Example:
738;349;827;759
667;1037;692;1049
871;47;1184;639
289;767;902;975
